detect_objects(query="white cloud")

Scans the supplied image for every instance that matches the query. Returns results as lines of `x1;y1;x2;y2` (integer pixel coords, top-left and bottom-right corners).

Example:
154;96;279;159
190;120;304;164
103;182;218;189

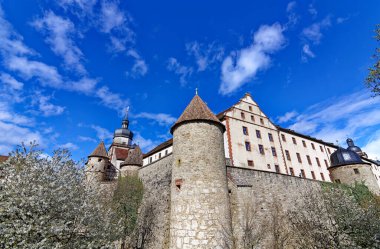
185;41;224;71
0;102;34;126
100;0;125;33
308;4;318;18
95;86;129;114
90;124;113;141
78;136;97;142
277;110;298;123
167;57;193;86
135;112;176;126
363;132;380;160
133;132;156;152
0;73;24;103
281;91;380;150
32;92;65;117
126;49;148;78
286;1;296;12
302;44;315;61
0;72;23;90
32;11;85;74
337;17;349;24
58;142;79;150
57;0;97;15
302;16;331;44
219;23;285;95
285;1;299;27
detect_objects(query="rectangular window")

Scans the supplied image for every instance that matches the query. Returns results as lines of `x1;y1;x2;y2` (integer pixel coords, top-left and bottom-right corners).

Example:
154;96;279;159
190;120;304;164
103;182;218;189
241;112;245;119
296;153;302;163
307;155;312;165
259;144;265;155
316;157;321;167
159;152;162;159
321;173;325;181
267;164;271;169
249;106;253;111
289;167;295;176
165;150;168;155
320;146;324;152
292;137;297;145
285;150;291;161
149;157;152;163
275;164;280;173
281;134;286;142
300;169;306;178
311;171;316;180
256;130;261;139
243;126;249;135
260;118;264;125
251;115;255;122
247;160;254;167
268;133;274;142
271;147;277;157
311;143;315;150
245;141;251;151
324;159;328;167
354;168;360;174
327;148;331;154
302;140;306;147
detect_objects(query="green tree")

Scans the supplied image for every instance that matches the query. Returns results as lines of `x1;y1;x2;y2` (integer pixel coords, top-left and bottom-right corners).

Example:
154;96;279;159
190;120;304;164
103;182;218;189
111;175;144;248
0;143;116;248
366;24;380;96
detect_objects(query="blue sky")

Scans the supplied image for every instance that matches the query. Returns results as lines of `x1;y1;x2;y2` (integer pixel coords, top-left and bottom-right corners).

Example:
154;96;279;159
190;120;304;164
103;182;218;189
0;0;379;160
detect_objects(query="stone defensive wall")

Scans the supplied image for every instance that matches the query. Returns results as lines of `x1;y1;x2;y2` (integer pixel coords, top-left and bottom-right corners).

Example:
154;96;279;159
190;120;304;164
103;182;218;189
227;166;322;248
137;154;173;249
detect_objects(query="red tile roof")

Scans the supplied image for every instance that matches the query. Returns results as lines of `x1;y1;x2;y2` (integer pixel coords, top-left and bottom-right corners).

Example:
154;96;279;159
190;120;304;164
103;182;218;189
115;148;129;160
89;141;108;158
170;95;224;133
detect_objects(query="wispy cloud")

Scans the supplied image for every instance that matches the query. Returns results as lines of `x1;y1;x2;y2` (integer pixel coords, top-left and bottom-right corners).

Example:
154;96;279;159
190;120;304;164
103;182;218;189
219;23;286;95
126;49;148;78
308;4;318;18
133;132;156;152
32;11;85;74
285;1;299;27
277;110;298;123
302;44;315;61
31;92;65;117
78;136;97;143
363;131;380;160
279;91;380;151
134;112;176;126
90;124;113;141
57;142;79;150
167;57;193;86
185;41;224;71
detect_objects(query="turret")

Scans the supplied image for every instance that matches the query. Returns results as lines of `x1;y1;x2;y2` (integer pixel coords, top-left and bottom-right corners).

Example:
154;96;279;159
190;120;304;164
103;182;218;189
113;109;134;146
169;94;232;248
329;147;379;195
120;145;143;176
86;141;110;182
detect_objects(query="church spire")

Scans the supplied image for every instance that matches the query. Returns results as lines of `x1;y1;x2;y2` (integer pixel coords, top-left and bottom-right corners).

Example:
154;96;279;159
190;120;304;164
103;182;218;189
121;106;130;129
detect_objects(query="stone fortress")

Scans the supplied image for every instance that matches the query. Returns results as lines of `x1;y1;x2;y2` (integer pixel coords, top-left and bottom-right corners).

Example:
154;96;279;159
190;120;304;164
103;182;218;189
86;93;380;248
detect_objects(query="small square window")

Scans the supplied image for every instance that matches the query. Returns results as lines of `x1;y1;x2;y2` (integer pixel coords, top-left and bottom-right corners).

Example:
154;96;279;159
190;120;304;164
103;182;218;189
247;160;254;167
275;165;280;173
267;164;271;169
249;106;253;111
241;112;245;119
245;141;251;151
259;144;265;155
289;167;295;176
281;134;286;142
354;168;360;174
260;118;264;125
250;115;255;122
300;169;306;178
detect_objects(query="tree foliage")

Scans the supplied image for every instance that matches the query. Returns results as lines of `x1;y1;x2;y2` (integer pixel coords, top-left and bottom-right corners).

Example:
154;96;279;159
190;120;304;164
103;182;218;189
0;144;117;248
366;24;380;96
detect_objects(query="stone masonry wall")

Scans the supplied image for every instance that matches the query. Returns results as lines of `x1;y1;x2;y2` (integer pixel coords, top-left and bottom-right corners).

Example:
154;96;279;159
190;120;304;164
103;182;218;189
138;154;173;249
227;166;322;248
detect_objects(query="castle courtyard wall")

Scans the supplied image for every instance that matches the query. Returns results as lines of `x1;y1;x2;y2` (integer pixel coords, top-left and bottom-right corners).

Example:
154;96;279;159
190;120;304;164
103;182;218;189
138;154;173;249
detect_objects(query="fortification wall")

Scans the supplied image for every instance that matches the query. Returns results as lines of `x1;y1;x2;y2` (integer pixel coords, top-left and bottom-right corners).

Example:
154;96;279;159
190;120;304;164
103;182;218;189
227;166;322;248
137;154;172;249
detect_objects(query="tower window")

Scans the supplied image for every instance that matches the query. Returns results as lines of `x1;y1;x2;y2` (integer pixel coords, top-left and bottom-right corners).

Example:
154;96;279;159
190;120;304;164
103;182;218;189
175;179;183;190
247;160;254;167
271;147;277;157
259;144;265;155
251;115;255;122
245;142;251;151
285;150;291;161
275;164;280;173
281;134;286;142
260;118;264;125
241;112;245;119
296;153;302;163
267;164;271;169
98;158;102;162
354;168;360;174
268;133;274;142
249;106;253;111
256;130;261;139
242;126;249;135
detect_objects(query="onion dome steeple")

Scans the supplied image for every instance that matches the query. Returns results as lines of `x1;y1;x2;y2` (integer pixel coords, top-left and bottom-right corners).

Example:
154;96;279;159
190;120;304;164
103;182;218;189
330;147;363;168
170;94;225;134
346;138;363;155
114;107;134;140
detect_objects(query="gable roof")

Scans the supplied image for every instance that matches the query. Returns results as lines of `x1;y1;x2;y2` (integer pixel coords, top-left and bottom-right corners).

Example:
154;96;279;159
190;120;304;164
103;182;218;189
89;141;109;158
121;146;143;166
170;95;224;133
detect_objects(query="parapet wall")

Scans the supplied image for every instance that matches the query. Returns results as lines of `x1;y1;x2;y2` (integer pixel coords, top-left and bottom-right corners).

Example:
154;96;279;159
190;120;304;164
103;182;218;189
227;166;322;248
137;154;172;249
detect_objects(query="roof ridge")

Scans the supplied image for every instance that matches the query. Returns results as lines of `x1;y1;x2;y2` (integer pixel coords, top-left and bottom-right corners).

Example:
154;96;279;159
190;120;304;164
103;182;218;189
89;141;108;158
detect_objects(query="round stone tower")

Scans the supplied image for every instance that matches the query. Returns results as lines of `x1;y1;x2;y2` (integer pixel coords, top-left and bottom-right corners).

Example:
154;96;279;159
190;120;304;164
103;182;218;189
169;94;232;249
120;145;143;176
86;141;110;182
329;147;379;195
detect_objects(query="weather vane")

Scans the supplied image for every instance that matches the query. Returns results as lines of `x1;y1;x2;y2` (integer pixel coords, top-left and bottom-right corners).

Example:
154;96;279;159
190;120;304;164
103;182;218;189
195;88;198;95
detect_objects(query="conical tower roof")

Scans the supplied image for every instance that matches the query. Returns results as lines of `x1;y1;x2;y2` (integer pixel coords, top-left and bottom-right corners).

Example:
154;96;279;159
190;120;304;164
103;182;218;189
88;141;108;158
170;94;224;134
120;146;143;167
